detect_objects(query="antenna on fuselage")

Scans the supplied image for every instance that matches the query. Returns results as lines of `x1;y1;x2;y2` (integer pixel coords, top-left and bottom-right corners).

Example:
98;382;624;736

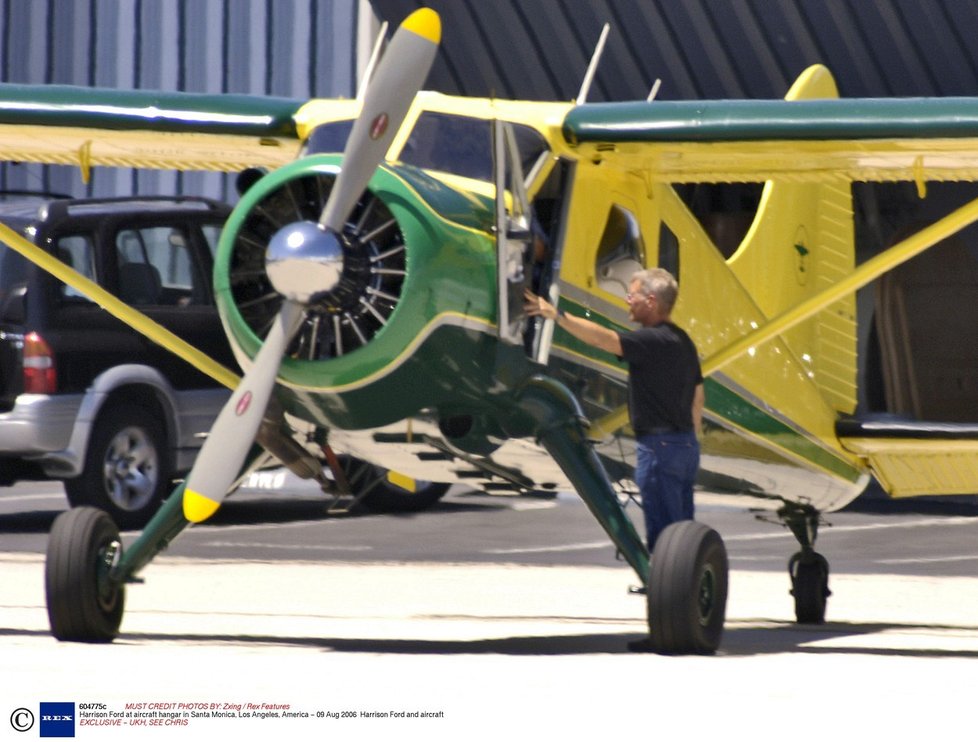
576;23;610;105
647;78;662;102
356;20;390;103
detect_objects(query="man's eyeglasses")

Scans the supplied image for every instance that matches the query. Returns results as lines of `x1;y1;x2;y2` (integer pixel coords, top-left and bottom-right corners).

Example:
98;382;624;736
626;292;654;302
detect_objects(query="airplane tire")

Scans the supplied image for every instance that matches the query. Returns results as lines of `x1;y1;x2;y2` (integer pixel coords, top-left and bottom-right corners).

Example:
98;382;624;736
647;520;728;655
790;551;830;624
45;507;125;643
342;457;450;512
359;476;451;513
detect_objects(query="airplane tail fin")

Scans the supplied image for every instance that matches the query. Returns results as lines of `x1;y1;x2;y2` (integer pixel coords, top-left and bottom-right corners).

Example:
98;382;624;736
726;64;857;414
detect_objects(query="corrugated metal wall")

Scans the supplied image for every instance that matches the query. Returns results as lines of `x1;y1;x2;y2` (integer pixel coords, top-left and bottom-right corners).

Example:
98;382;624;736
0;0;360;201
370;0;978;102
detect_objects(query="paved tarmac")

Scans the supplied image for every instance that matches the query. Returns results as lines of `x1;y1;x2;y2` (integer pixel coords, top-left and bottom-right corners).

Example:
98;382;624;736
2;548;978;741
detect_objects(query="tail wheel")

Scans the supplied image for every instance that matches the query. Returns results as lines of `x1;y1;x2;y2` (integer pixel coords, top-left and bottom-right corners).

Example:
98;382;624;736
45;507;125;643
647;520;728;655
227;169;407;359
790;551;830;624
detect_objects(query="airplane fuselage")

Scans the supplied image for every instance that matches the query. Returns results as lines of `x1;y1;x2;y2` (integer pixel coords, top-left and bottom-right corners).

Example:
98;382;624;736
214;91;871;514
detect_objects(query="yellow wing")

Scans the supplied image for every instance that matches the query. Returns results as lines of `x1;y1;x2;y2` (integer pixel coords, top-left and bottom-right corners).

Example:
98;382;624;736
0;84;304;178
564;64;978;190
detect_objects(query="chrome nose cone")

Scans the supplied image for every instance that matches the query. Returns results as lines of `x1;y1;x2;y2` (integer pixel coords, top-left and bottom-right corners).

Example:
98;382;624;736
265;221;344;303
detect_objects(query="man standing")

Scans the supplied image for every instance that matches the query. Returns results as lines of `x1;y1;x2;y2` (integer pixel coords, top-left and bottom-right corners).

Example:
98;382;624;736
524;268;704;552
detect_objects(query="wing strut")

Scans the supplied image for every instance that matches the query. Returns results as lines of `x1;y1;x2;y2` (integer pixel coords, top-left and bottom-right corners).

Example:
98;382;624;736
589;194;978;440
576;23;610;105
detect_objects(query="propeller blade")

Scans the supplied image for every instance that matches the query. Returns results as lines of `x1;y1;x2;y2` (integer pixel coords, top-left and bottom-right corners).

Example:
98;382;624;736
318;7;440;232
181;8;440;524
182;300;304;523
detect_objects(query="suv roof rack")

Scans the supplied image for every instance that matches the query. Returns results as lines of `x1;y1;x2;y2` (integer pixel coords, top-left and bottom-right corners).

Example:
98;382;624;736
42;195;229;221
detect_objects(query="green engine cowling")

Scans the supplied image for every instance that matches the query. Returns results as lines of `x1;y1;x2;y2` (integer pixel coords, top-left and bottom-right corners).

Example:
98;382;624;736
214;154;512;431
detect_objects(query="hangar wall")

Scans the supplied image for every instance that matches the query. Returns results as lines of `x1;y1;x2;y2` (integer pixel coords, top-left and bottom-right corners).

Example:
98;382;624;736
0;0;361;201
369;0;978;101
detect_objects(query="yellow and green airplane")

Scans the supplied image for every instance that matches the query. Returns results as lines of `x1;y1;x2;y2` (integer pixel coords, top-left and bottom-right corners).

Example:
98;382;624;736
6;9;978;654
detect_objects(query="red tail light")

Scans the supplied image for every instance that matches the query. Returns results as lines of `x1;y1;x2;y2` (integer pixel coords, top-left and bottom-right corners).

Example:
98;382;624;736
23;332;57;394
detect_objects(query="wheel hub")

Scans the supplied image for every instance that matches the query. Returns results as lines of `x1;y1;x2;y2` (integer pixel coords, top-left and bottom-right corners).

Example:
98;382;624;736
102;428;158;511
697;564;716;626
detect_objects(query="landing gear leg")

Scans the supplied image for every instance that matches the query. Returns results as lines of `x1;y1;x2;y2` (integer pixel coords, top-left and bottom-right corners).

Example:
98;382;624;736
45;447;268;643
515;376;728;655
780;504;831;624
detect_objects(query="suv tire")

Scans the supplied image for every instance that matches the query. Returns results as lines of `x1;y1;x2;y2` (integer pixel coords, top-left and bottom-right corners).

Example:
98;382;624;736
64;404;171;530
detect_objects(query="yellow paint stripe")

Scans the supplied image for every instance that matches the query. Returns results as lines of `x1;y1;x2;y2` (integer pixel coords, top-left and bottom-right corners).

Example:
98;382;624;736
402;8;441;44
183;488;221;523
0;222;240;391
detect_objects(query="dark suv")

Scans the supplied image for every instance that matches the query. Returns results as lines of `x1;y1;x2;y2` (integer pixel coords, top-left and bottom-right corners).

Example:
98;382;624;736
0;195;237;528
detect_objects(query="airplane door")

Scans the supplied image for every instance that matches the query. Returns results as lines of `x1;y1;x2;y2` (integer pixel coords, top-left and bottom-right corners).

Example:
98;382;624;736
492;119;532;349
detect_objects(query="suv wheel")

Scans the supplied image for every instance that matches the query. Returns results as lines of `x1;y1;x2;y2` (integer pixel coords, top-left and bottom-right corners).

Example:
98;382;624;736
64;405;171;530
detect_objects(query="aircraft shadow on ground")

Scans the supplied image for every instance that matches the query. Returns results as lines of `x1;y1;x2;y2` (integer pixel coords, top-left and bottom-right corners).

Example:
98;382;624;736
4;620;977;659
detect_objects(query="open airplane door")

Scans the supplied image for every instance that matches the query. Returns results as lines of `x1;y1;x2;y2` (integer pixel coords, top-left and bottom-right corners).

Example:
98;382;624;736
492;119;533;350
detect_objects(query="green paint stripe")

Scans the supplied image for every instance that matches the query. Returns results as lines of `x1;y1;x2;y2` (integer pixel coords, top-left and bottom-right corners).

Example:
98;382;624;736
705;379;862;483
554;299;861;483
0;83;302;137
564;97;978;144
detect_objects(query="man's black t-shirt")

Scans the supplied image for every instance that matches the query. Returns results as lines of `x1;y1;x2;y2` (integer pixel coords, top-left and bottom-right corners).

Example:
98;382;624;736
618;322;702;435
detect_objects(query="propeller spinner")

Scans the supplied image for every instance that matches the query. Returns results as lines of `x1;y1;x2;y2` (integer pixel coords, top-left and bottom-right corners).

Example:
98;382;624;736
182;8;441;523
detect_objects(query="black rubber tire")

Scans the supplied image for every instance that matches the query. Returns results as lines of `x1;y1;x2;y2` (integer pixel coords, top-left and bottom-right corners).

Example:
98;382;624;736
790;551;830;624
344;457;450;513
45;507;125;643
64;404;170;530
647;520;728;655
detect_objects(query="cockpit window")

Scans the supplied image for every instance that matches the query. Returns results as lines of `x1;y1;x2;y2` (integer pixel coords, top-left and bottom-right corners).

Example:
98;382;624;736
400;112;549;183
595;205;646;298
400;112;493;180
305;120;355;155
303;112;550;185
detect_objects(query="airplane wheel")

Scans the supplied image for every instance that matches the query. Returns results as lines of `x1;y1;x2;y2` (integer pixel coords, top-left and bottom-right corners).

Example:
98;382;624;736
45;507;125;643
647;521;728;655
343;457;450;512
790;551;830;624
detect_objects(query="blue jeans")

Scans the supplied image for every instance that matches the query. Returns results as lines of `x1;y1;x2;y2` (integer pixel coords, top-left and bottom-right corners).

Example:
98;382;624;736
635;431;699;552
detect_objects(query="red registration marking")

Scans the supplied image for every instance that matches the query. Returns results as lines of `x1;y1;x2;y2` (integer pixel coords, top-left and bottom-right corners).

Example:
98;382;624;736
370;113;389;140
236;391;252;416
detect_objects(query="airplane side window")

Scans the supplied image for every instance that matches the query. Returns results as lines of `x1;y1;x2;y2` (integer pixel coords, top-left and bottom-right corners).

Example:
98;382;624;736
659;223;680;280
511;123;549;179
595;205;645;298
304;120;355;155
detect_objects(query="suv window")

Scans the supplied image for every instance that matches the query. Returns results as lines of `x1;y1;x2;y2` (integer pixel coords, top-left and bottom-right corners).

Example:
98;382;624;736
115;226;205;307
55;235;96;301
201;224;222;257
0;247;28;296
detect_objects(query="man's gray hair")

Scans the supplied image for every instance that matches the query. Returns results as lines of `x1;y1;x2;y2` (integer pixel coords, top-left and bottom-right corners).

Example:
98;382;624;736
630;268;679;312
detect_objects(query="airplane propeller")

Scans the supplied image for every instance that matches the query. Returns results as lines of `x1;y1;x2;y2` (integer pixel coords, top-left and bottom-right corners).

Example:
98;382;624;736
182;8;441;523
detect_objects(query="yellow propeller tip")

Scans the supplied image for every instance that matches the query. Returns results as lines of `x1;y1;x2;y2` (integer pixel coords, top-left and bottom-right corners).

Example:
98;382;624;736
183;489;221;523
402;7;441;44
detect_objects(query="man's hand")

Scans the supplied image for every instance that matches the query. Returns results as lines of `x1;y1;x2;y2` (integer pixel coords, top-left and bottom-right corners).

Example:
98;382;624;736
523;289;622;356
523;289;558;320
